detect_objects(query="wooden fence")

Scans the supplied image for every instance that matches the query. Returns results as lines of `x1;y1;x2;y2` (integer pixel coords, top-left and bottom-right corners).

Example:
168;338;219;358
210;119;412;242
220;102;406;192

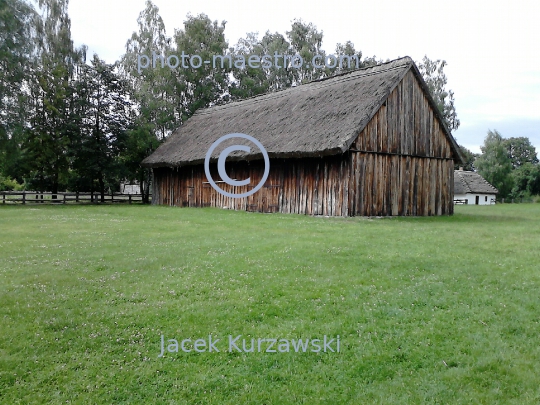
0;191;151;205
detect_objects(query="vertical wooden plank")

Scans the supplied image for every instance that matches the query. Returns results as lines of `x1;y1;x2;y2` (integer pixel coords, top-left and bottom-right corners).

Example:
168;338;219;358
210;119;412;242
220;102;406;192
379;105;387;154
403;156;410;215
390;156;397;215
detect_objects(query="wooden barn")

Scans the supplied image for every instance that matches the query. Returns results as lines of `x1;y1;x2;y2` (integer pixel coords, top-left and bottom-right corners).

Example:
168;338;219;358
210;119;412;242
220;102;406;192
142;56;463;216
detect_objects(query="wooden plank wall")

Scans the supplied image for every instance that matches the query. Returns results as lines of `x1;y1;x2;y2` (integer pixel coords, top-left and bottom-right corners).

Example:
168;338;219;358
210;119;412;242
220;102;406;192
152;153;454;216
151;69;456;216
347;153;454;216
352;70;454;159
152;156;351;217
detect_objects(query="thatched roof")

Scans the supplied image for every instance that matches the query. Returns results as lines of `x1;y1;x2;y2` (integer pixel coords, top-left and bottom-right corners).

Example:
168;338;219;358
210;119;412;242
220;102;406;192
454;170;498;194
142;56;462;168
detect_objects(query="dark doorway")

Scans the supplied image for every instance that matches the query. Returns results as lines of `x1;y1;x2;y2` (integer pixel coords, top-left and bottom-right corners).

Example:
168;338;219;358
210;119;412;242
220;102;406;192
475;196;479;205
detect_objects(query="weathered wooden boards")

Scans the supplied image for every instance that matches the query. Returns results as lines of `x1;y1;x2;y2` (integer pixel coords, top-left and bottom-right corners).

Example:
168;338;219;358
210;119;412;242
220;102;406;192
152;153;454;216
152;70;455;216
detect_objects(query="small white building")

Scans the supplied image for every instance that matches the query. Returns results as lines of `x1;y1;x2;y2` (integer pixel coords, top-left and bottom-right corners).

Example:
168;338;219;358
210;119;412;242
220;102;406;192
454;169;498;205
120;181;141;195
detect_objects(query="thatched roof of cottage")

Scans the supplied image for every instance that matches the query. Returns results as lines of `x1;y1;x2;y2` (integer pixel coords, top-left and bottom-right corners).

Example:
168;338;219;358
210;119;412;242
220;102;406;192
142;56;462;168
454;170;498;194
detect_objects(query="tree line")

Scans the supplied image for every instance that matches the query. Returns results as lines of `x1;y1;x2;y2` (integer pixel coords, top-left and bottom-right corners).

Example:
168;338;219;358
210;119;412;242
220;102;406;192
2;0;461;202
458;132;539;201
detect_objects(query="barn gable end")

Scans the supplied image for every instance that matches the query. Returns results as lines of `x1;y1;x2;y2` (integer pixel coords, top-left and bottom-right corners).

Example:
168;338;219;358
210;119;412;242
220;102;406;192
347;69;456;216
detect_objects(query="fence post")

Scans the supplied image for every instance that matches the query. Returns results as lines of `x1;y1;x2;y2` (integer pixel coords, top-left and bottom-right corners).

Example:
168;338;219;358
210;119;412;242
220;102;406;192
63;193;66;204
2;193;4;204
129;195;132;204
22;192;26;205
76;191;79;202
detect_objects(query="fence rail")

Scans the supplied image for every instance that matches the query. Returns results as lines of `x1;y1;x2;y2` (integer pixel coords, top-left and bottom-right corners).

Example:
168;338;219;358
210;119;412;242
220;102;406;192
0;191;151;205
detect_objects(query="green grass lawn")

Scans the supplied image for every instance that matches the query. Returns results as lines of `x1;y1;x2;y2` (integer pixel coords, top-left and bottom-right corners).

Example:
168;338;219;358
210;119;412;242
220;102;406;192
1;204;539;404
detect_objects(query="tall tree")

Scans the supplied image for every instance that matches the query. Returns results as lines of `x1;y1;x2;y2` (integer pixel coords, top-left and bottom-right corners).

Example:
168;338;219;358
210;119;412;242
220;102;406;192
120;0;178;201
503;136;538;169
475;130;514;198
229;32;271;100
70;55;131;202
0;0;35;122
332;42;382;74
120;0;177;141
258;31;293;92
172;13;230;117
333;41;362;74
418;56;460;133
229;31;293;99
22;0;84;194
0;0;36;182
286;19;326;84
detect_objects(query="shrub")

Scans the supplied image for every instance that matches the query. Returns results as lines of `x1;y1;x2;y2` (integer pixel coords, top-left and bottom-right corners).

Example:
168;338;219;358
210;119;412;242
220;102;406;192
0;176;24;191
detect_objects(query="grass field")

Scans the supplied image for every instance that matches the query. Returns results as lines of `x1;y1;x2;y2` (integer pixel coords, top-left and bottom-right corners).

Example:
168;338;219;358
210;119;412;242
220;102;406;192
1;204;539;404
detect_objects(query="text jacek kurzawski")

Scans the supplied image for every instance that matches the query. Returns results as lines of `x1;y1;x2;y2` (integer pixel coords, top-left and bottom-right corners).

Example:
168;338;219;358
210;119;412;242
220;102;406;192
158;334;340;356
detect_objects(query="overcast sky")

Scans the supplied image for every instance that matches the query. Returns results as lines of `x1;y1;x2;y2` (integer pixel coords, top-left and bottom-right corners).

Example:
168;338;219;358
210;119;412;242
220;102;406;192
66;0;540;154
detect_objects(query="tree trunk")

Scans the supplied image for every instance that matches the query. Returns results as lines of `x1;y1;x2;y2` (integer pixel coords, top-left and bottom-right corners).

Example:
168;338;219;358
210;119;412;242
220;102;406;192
52;166;58;200
145;169;152;204
139;173;146;204
139;169;152;204
99;174;105;203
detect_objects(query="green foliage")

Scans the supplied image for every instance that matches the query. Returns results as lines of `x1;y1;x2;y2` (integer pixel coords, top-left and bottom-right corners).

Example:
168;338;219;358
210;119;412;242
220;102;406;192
417;56;460;132
503;136;539;169
286;19;326;84
229;27;381;101
120;0;178;141
229;32;290;100
455;144;478;171
69;55;132;200
0;175;24;191
0;0;36;178
229;31;296;99
510;163;540;199
476;131;540;200
20;0;87;193
229;32;272;99
258;32;295;91
120;123;160;203
24;56;72;192
173;13;230;116
476;130;514;198
0;0;35;134
333;41;363;74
